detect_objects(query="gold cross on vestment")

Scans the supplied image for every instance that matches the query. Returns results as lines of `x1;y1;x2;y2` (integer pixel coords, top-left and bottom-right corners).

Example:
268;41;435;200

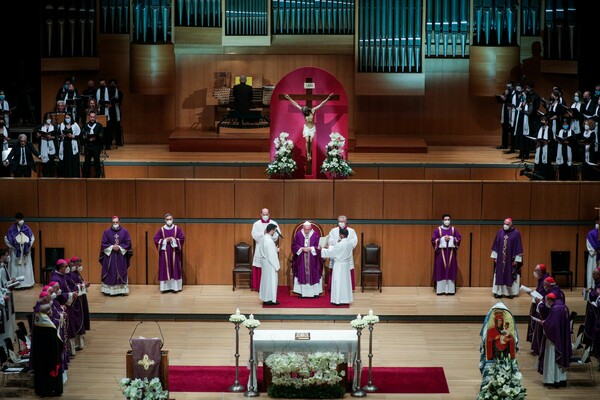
114;233;120;245
137;354;155;370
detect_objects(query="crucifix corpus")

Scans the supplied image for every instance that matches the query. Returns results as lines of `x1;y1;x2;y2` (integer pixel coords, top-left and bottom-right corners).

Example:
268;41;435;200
280;78;339;175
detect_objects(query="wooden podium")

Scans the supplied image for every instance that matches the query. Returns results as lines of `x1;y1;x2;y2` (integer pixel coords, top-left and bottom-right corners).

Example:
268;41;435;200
126;349;170;390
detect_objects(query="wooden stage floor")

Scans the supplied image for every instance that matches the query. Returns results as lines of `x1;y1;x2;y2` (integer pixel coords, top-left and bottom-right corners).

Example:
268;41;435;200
11;285;598;399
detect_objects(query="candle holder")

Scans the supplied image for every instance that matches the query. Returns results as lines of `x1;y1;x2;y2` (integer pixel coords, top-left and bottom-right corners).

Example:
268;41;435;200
229;319;245;392
351;325;366;397
362;322;378;392
244;326;259;397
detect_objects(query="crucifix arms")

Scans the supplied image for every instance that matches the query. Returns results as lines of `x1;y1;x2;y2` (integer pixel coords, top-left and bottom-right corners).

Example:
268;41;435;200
283;93;335;114
312;93;335;112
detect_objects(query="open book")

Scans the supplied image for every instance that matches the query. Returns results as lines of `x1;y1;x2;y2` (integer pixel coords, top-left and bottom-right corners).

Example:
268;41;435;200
318;235;329;248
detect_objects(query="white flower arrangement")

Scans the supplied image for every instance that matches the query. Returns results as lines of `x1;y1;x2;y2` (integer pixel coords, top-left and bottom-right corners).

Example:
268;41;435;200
265;351;346;388
229;308;247;323
119;377;169;400
363;309;380;324
243;314;261;329
321;132;353;177
266;131;297;177
350;314;369;329
477;357;526;400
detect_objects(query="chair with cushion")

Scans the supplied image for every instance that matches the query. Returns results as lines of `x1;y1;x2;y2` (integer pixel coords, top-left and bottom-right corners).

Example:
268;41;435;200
232;242;252;291
42;247;64;285
361;243;382;293
551;250;573;291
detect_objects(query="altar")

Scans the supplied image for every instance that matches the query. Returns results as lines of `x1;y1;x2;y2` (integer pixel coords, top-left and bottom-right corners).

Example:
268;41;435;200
249;329;358;391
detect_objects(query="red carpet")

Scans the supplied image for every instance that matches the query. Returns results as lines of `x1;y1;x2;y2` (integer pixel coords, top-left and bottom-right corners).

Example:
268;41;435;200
169;365;449;394
262;286;349;308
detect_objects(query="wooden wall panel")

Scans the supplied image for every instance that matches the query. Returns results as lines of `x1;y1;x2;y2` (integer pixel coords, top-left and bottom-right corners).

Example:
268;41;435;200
527;226;578;288
233;180;285;219
104;166;149;178
333;181;383;219
148;166;195;178
86;180;137;218
530;182;580;220
240;167;270;179
577;226;593;287
424;168;471;180
37;222;89;284
135;180;186;218
578;182;600;221
383;182;432;219
470;168;528;181
132;223;160;285
351;223;384;286
185;180;235;218
184;223;234;285
283;181;334;219
194;166;241;178
86;223;108;285
0;180;39;217
378;168;425;180
455;225;481;288
382;225;433;286
432;182;482;220
38;179;87;217
348;167;379;179
481;182;531;221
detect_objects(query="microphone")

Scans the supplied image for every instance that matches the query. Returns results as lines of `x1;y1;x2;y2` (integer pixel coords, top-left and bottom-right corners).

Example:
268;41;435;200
276;228;284;239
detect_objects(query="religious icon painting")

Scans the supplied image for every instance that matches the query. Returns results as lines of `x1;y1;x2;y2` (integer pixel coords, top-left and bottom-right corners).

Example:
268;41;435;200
484;308;517;361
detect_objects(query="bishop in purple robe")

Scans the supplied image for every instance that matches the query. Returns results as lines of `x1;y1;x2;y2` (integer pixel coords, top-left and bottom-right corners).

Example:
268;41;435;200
154;213;185;293
431;214;461;295
537;293;571;388
583;268;600;354
99;216;132;296
4;212;35;288
291;221;323;298
50;259;82;358
530;276;564;355
491;218;523;298
585;218;599;288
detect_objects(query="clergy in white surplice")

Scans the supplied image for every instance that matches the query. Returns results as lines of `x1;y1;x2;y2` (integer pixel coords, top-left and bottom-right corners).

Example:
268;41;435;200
257;224;281;305
320;228;353;306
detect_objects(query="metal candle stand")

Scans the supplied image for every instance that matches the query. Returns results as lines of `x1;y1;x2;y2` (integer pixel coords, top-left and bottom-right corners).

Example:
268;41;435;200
362;322;378;392
351;326;366;397
228;320;245;392
244;326;259;397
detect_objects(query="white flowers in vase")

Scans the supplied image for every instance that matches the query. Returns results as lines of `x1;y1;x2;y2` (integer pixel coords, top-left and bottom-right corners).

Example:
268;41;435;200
320;132;353;177
243;314;261;329
363;309;380;324
119;377;168;400
266;132;297;177
229;308;247;323
350;314;368;329
477;357;527;400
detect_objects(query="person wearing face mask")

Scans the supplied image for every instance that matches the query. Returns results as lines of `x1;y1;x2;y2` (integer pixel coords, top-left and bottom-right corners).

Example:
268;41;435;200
57;112;81;178
70;257;91;332
327;215;358;290
506;83;523;154
5;133;41;177
513;90;531;161
0;90;10;129
4;212;35;288
497;80;514;150
95;77;111;118
36;112;58;177
585;217;600;289
99;216;133;295
64;258;87;356
0;116;10;177
537;292;571;388
107;78;124;149
490;218;524;299
251;208;280;291
554;116;576;181
50;259;81;358
31;291;63;397
0;248;17;349
154;213;186;293
62;83;80;122
55;77;72;102
580;119;599;181
291;221;323;298
257;224;281;305
566;91;583;136
79;80;96;125
81;110;104;178
524;264;550;354
320;228;354;305
431;214;462;295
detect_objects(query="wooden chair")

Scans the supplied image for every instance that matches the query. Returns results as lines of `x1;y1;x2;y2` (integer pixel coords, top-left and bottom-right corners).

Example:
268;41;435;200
551;250;573;291
361;243;382;292
232;242;252;291
287;221;325;295
42;247;64;285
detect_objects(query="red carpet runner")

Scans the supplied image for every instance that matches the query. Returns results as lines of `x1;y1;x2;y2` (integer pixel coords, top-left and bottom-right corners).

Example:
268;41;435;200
262;286;350;308
169;366;449;394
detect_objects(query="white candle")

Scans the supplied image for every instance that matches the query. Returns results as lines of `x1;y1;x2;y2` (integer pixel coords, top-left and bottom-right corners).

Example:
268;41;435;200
235;308;240;315
368;309;373;317
249;314;254;320
357;314;361;319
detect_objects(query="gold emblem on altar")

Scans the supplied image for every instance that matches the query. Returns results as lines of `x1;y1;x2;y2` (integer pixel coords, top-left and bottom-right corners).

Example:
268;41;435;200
138;354;155;370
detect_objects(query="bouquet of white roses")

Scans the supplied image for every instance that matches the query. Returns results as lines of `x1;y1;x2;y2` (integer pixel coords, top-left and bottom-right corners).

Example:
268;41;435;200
321;132;353;177
119;377;169;400
266;132;297;177
477;357;527;400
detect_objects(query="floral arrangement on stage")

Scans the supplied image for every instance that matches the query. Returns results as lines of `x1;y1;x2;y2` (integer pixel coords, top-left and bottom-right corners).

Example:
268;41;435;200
320;132;353;178
265;351;346;398
242;314;261;329
363;309;380;324
350;314;369;329
119;377;169;400
477;357;526;400
229;308;247;323
266;131;297;177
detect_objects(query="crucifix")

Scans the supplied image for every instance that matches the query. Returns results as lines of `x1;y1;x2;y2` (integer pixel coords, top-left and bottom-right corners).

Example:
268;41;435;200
279;77;340;175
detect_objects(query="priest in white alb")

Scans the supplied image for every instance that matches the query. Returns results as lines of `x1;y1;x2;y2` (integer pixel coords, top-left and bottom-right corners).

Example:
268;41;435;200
251;208;279;290
257;224;280;305
327;215;358;290
320;228;353;305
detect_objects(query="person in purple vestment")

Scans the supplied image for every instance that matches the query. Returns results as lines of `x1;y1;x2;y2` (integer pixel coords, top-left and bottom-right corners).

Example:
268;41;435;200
530;274;566;356
70;256;91;332
50;259;81;359
583;268;600;358
4;212;36;288
537;292;571;388
431;214;461;295
526;264;550;351
490;218;524;299
64;258;86;354
154;213;185;293
46;280;70;382
291;221;323;298
99;216;132;296
585;217;599;289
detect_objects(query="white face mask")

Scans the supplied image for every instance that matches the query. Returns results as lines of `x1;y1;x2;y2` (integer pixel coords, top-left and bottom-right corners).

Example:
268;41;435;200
503;224;510;231
17;220;24;226
443;220;450;227
56;289;62;296
112;223;120;230
166;220;173;227
77;266;83;272
50;292;57;299
261;215;269;222
338;222;345;228
584;125;590;130
533;271;539;278
596;224;599;230
64;267;70;274
65;118;71;124
5;256;9;263
46;119;52;124
544;301;552;308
